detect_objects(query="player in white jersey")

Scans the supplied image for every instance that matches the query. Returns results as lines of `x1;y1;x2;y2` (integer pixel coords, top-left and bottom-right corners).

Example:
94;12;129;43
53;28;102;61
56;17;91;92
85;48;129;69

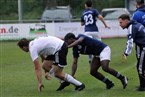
17;36;85;92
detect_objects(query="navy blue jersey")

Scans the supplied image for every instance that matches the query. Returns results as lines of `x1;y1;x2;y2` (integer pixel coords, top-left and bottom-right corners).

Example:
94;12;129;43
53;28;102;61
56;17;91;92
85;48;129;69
124;20;145;55
73;34;107;58
132;5;145;26
81;8;99;32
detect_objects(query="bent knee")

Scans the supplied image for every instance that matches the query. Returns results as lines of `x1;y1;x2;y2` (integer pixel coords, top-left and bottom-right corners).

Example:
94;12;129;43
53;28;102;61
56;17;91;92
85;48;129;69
102;67;109;72
90;70;96;76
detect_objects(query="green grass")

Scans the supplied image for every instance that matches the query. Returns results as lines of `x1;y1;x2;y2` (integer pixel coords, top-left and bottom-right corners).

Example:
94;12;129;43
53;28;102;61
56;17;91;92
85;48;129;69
0;38;145;97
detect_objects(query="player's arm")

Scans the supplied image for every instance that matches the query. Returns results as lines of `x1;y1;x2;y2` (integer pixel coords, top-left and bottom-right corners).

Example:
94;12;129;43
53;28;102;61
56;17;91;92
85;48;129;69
123;26;135;60
71;58;78;77
68;37;84;48
40;55;51;80
123;36;134;58
81;21;85;26
98;15;110;29
33;58;44;92
81;15;85;26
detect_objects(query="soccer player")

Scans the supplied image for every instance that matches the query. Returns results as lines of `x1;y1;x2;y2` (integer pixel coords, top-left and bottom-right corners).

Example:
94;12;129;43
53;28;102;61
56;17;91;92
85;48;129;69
64;33;128;89
17;36;85;92
81;0;110;64
131;0;145;27
119;14;145;91
131;0;145;91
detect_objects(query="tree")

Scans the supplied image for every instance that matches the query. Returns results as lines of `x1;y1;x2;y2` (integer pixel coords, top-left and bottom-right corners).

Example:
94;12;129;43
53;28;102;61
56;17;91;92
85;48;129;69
0;0;125;20
42;0;57;9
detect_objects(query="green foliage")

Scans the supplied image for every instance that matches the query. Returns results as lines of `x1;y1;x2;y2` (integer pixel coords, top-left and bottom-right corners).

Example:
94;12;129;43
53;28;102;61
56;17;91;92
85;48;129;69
1;38;144;97
0;0;18;15
23;0;43;13
0;0;125;20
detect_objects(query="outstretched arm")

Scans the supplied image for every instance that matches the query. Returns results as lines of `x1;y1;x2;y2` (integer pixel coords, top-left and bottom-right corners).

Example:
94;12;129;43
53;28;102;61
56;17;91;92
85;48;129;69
98;15;110;29
33;58;44;92
81;21;85;26
68;37;84;48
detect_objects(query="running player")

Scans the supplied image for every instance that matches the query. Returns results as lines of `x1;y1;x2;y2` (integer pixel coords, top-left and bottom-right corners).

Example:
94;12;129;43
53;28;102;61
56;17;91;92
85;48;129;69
81;0;110;64
64;33;128;89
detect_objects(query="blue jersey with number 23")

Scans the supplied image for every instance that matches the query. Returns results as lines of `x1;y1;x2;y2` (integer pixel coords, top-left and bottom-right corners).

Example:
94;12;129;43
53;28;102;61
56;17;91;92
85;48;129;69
81;8;100;32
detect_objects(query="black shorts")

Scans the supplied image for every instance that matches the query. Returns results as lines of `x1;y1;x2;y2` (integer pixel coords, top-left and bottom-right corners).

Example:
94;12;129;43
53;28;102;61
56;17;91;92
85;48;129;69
45;43;68;67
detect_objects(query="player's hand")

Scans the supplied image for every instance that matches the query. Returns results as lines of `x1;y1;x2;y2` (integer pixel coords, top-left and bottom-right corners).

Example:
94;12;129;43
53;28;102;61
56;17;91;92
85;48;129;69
38;83;44;92
105;26;111;29
45;73;51;80
122;53;127;60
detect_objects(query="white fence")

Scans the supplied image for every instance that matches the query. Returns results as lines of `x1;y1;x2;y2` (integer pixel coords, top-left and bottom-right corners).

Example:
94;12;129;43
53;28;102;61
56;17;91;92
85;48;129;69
0;21;127;40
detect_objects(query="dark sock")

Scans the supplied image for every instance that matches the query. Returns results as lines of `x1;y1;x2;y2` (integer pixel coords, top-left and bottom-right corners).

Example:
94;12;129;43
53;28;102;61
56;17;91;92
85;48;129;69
116;72;124;80
103;78;112;84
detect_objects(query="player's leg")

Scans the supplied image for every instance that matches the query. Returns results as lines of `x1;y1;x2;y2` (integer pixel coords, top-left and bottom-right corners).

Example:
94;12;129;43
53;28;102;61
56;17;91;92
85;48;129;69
91;32;101;41
136;47;145;91
100;46;128;89
42;59;54;80
53;65;85;91
90;56;114;89
54;43;85;91
42;60;53;72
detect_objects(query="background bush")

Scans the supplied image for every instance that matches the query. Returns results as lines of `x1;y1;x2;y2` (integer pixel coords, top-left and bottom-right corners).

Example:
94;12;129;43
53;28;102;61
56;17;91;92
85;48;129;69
0;0;125;20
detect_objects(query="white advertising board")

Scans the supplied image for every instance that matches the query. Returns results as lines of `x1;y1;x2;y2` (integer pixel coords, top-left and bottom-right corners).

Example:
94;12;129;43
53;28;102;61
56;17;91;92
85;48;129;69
0;21;127;40
54;22;84;38
54;21;127;38
0;23;54;40
97;20;127;38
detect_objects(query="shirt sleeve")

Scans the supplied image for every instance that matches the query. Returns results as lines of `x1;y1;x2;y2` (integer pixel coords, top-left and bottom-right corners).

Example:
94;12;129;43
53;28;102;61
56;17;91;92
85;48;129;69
131;12;139;21
124;25;134;55
94;9;100;17
30;47;39;61
81;14;85;23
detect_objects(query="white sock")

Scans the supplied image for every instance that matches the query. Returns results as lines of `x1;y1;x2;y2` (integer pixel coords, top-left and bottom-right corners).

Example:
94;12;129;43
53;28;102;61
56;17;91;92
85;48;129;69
64;74;82;86
102;78;107;82
116;72;121;78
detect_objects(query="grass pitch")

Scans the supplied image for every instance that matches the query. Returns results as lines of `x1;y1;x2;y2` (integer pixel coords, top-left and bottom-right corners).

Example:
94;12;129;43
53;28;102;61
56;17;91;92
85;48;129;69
0;38;145;97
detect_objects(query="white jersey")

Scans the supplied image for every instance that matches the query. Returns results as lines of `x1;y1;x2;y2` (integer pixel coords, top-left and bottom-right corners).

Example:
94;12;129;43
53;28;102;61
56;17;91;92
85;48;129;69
29;36;64;61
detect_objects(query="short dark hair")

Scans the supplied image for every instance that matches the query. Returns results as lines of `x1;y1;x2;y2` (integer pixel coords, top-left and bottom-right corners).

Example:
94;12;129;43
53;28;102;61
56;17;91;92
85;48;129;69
136;0;144;4
17;38;30;48
64;33;76;41
85;0;92;7
118;14;130;20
